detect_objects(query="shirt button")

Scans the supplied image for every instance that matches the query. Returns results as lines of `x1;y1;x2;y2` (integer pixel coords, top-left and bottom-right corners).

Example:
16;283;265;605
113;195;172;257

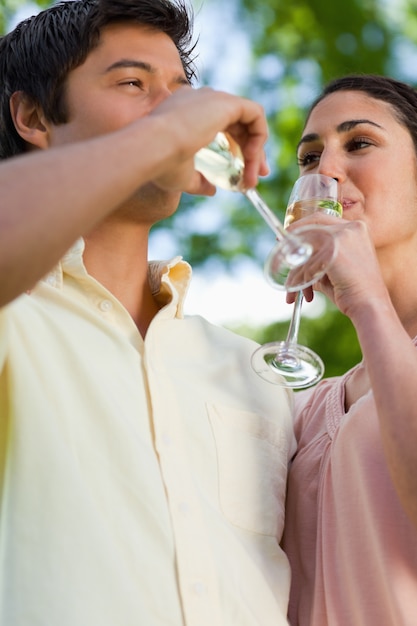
161;433;172;447
46;275;57;287
99;299;113;312
178;501;191;516
192;581;207;596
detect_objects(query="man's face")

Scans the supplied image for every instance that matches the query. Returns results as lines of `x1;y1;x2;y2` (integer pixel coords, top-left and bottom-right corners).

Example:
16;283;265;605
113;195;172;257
49;22;188;143
47;22;190;221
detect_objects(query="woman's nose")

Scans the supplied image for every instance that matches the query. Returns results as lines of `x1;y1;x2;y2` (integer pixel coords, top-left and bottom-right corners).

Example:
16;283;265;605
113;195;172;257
317;152;345;183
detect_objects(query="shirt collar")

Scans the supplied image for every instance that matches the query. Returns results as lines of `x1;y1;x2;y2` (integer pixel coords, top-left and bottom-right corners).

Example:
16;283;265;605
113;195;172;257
42;239;193;319
148;257;192;318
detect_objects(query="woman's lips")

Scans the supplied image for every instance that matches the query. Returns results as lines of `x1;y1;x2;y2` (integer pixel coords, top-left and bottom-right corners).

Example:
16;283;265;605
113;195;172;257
342;199;355;211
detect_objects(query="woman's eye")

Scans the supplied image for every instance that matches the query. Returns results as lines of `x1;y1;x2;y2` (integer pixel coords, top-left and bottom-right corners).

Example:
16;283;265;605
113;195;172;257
347;137;373;151
297;152;320;167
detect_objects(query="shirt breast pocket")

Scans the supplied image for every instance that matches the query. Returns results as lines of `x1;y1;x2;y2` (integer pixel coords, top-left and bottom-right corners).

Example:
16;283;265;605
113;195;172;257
207;403;289;537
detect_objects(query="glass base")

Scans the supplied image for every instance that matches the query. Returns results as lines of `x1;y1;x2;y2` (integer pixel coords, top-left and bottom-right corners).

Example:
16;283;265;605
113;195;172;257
265;225;336;291
251;341;325;389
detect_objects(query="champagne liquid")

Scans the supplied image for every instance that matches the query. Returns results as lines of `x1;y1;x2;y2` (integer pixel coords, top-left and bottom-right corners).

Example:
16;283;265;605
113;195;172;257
284;198;343;228
194;133;245;191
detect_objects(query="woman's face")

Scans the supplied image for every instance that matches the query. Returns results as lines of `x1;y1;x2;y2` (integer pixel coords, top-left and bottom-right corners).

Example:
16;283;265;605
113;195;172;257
298;90;417;252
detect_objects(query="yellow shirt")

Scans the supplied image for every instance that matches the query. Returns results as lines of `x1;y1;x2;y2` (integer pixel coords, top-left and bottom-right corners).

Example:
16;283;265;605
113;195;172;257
0;240;294;626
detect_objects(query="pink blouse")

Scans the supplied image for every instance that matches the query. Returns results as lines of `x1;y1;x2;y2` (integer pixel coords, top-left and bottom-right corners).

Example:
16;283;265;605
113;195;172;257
283;356;417;626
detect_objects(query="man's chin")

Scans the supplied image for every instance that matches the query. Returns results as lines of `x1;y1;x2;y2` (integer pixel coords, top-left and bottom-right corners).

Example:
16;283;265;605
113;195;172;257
127;183;182;222
138;181;181;201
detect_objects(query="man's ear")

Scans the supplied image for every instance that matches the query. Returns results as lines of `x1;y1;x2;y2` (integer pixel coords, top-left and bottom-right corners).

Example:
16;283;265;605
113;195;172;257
9;91;51;150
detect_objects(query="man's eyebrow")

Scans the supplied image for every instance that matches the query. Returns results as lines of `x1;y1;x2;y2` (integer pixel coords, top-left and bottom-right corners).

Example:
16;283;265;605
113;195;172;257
104;59;154;74
104;59;189;84
296;119;384;152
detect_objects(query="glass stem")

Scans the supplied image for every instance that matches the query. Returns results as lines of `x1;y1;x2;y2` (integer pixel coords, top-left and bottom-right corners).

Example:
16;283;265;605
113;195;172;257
244;188;290;240
286;291;304;344
244;188;312;267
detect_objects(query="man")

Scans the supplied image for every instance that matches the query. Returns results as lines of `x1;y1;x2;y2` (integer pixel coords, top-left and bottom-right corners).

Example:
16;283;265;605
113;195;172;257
0;2;294;625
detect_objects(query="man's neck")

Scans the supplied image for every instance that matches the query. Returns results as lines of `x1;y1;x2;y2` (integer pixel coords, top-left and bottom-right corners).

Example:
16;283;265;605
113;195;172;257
83;225;160;337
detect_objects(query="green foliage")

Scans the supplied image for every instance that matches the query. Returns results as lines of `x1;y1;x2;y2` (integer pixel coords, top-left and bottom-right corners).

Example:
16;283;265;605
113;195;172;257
232;302;362;379
210;0;412;376
0;0;49;32
240;0;391;77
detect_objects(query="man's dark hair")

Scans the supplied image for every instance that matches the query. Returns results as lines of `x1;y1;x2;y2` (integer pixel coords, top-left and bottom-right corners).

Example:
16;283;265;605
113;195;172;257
0;0;197;158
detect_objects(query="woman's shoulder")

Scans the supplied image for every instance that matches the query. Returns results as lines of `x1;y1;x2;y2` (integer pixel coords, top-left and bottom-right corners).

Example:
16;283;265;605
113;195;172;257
293;373;348;443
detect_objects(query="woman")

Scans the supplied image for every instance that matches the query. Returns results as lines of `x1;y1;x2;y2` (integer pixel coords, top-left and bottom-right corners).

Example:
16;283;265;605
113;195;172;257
282;74;417;626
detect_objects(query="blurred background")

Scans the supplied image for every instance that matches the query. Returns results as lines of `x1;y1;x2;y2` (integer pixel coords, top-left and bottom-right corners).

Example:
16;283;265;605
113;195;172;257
2;0;417;379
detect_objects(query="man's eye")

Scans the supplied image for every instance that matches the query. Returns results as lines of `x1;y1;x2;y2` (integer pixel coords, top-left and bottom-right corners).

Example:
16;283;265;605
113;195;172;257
121;79;143;88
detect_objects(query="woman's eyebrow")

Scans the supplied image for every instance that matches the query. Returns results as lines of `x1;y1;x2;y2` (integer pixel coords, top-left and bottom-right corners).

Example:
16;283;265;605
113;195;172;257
337;119;383;132
297;118;384;152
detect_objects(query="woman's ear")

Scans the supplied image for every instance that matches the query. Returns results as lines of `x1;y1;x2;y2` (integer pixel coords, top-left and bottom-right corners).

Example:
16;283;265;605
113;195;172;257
9;91;51;150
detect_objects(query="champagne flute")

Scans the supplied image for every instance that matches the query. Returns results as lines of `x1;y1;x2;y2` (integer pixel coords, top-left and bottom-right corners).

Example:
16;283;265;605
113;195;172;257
194;132;337;291
251;174;342;388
